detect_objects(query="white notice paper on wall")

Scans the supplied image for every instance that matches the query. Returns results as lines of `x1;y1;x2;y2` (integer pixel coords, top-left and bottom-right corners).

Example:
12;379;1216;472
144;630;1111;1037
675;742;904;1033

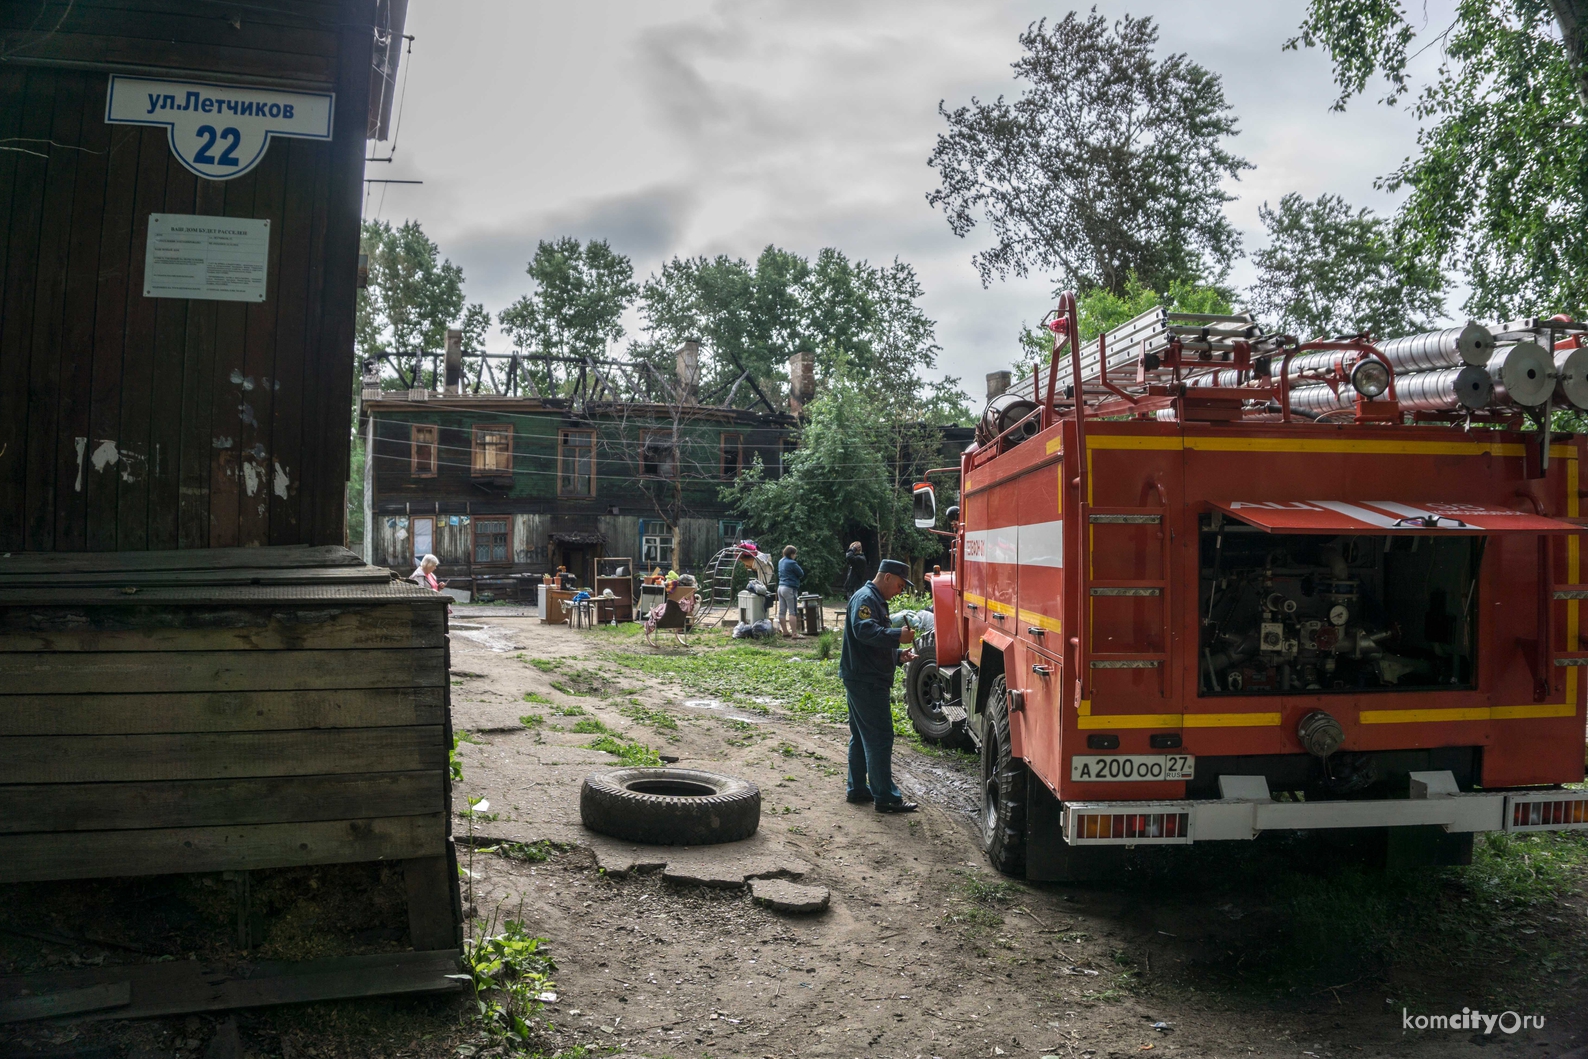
143;213;270;302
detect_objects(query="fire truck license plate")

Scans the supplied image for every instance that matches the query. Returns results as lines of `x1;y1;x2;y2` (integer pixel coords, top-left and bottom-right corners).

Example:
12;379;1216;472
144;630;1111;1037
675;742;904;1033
1070;754;1195;782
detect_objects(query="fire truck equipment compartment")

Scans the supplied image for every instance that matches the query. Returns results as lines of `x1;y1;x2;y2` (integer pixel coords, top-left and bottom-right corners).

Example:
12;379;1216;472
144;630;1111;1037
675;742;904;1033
1210;500;1580;534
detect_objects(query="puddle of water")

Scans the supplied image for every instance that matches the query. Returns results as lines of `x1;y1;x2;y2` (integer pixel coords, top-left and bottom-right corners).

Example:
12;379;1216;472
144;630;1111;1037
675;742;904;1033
682;698;727;710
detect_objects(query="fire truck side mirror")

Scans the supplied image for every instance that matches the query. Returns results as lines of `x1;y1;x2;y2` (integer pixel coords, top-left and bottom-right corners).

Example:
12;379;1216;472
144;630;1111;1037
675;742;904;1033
912;483;936;529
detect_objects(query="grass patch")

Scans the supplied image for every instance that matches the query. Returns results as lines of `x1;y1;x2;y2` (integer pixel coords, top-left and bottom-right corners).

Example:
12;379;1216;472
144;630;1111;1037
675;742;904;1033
549;666;618;698
551;703;587;717
460;912;556;1047
608;641;914;735
494;840;557;863
455;730;485;745
621;704;679;731
522;691;552;704
517;714;544;729
586;734;663;767
569;717;609;735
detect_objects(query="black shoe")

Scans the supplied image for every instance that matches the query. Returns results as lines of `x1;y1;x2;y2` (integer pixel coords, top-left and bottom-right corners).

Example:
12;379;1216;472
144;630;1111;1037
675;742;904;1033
875;800;918;814
845;791;874;805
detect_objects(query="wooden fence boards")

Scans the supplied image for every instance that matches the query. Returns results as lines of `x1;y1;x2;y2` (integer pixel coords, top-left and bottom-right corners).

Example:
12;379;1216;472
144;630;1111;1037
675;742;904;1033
4;727;444;783
0;603;445;651
0;687;446;736
0;815;447;883
0;546;455;912
0;771;443;833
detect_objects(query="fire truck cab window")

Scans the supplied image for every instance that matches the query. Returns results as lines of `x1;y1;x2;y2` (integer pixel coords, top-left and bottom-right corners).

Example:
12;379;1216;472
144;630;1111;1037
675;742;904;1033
1198;517;1479;696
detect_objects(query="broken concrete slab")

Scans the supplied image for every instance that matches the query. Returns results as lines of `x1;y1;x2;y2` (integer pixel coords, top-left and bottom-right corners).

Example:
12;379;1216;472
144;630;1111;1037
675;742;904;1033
592;846;666;879
750;877;830;913
662;863;749;889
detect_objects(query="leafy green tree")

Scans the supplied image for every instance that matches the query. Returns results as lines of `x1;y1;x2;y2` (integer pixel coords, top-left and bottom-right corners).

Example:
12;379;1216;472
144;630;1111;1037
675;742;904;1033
1290;0;1588;319
498;238;638;393
928;10;1250;297
357;219;467;361
1246;193;1444;339
722;372;893;589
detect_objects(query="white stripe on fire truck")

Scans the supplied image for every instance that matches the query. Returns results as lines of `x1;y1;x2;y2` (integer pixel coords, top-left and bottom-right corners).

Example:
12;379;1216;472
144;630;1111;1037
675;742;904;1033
1308;500;1404;529
962;521;1063;569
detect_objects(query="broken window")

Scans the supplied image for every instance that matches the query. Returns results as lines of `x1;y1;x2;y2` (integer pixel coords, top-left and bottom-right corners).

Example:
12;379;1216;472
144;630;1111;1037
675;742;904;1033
720;432;743;479
410;424;437;477
559;429;595;496
641;431;677;478
472;424;513;476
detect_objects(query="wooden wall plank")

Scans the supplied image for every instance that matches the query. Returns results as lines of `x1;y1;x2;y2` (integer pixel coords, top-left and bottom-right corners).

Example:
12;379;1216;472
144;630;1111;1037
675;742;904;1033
145;140;196;550
207;172;255;548
0;771;443;834
240;147;288;547
268;137;319;545
176;178;224;549
85;122;142;552
0;68;57;551
22;72;88;551
1;647;446;693
51;72;114;552
403;856;460;951
0;686;446;735
0;4;342;58
0;32;339;85
115;125;171;550
0;603;443;652
2;725;445;782
7;565;389;588
0;814;447;883
306;3;374;545
0;542;361;573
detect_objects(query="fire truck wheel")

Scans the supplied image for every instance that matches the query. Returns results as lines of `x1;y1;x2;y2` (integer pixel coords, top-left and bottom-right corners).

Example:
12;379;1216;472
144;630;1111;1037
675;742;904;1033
979;674;1026;876
905;651;972;750
580;768;761;846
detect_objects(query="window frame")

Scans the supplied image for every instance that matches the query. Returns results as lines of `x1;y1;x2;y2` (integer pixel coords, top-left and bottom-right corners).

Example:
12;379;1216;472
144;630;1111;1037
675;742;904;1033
558;428;597;498
472;515;511;565
410;424;437;478
471;423;514;477
720;432;743;480
410;515;435;563
640;428;679;479
641;518;675;569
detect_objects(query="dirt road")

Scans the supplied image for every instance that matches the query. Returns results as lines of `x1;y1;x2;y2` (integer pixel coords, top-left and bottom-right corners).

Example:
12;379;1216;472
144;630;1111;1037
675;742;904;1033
448;612;1588;1059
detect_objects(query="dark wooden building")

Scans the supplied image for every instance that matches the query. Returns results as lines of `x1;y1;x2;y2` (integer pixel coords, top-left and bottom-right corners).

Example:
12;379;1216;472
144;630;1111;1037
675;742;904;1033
0;0;462;1016
0;0;374;551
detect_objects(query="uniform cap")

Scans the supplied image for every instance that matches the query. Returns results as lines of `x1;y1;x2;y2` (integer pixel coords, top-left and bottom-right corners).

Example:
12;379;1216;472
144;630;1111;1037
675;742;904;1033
876;559;913;589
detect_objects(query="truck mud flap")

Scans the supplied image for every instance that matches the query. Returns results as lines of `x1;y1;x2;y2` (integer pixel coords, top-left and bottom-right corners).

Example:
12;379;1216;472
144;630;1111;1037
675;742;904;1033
1024;771;1129;883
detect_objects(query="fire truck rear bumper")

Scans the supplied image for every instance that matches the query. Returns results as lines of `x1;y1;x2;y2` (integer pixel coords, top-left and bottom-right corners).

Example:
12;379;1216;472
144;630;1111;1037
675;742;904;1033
1060;773;1588;845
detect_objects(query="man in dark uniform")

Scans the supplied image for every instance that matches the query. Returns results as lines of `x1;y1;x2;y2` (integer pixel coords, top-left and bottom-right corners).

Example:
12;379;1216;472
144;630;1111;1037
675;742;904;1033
839;558;918;813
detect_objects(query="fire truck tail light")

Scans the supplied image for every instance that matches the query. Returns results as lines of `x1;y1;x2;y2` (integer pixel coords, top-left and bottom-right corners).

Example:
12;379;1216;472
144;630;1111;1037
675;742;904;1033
1068;810;1191;844
1505;792;1588;832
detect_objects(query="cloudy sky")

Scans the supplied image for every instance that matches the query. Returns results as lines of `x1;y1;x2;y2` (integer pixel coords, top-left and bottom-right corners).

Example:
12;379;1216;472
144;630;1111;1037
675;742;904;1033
367;1;1451;394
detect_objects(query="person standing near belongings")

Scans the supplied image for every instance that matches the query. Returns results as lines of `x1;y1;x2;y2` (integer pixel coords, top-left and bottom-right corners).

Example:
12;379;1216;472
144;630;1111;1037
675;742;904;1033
843;541;867;599
839;559;917;813
411;554;445;592
777;545;805;638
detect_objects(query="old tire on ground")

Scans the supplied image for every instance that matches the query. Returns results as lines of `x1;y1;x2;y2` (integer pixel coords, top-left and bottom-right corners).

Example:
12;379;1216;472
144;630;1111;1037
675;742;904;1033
980;674;1027;876
905;637;972;750
580;768;760;846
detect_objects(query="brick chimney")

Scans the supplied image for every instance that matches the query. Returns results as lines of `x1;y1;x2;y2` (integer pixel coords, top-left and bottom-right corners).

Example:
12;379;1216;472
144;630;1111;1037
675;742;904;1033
787;350;815;415
444;328;463;395
986;371;1011;399
675;340;700;405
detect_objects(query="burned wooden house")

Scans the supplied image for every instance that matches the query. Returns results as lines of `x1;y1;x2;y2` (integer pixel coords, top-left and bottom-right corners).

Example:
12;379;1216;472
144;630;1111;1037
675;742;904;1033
359;341;800;595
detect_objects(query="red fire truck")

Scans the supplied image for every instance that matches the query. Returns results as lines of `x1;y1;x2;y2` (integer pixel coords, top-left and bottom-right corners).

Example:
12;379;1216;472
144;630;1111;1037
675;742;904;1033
908;293;1588;880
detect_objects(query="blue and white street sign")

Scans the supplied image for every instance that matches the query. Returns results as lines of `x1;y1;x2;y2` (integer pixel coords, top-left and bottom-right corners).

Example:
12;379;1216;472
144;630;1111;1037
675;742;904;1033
105;76;334;181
